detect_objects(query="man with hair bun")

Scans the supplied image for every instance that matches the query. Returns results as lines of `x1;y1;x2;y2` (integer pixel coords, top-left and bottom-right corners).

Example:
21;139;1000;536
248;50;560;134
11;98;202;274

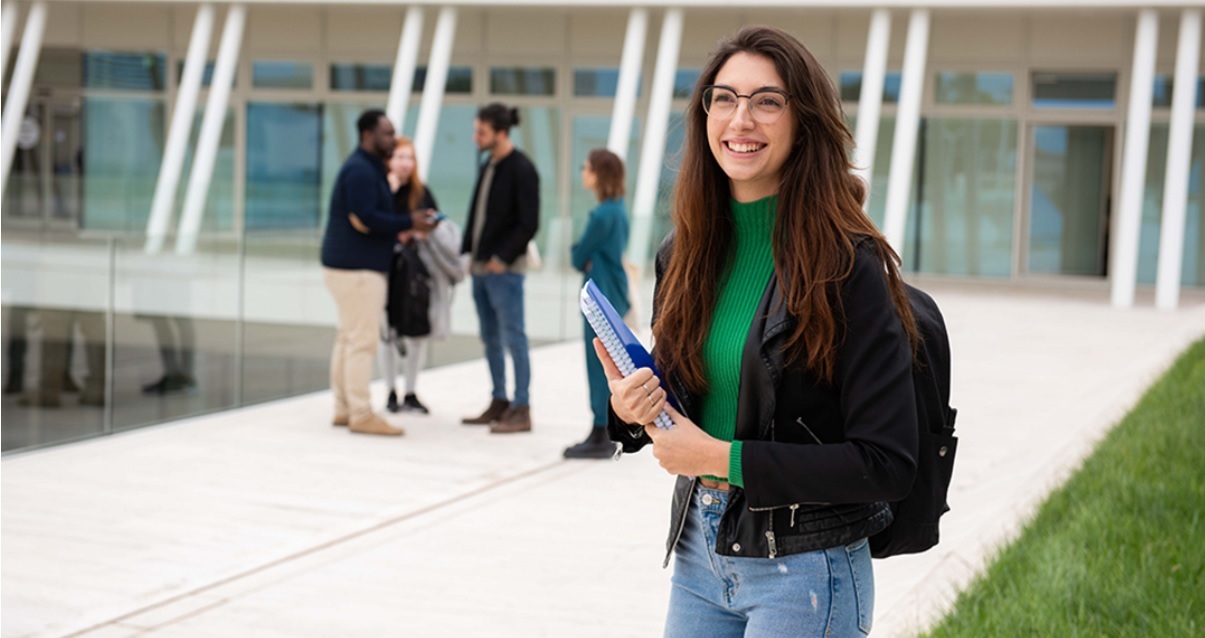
460;103;540;434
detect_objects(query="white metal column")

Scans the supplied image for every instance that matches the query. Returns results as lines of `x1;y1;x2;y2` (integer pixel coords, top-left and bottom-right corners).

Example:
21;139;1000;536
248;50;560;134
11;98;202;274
607;8;648;160
145;4;215;254
853;9;891;192
628;8;683;271
1155;9;1202;310
1;2;18;95
1111;10;1159;308
387;6;424;133
0;1;46;198
414;7;457;181
176;4;245;255
882;9;930;256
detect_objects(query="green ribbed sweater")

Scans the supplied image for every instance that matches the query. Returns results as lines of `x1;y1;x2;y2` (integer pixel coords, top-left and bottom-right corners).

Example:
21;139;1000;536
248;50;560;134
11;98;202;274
699;195;777;487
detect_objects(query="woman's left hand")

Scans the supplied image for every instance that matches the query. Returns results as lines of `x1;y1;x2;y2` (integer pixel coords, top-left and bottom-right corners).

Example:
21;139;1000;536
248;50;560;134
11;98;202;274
644;405;730;478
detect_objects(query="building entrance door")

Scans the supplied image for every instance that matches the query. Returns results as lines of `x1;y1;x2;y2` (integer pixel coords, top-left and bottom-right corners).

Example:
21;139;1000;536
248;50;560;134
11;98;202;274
1;95;84;231
1024;124;1114;277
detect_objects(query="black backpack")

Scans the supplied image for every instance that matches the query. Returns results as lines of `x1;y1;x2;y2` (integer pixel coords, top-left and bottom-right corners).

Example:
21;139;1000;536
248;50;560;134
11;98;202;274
869;284;959;558
387;243;433;338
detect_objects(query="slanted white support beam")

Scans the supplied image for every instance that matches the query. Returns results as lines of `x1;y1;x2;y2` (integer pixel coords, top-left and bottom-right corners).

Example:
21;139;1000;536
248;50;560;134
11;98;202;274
882;9;929;255
0;1;47;198
387;6;423;133
1111;9;1158;308
176;4;245;255
629;8;684;271
414;7;456;181
1;2;19;95
145;4;215;254
1155;9;1201;310
607;8;648;160
853;9;890;193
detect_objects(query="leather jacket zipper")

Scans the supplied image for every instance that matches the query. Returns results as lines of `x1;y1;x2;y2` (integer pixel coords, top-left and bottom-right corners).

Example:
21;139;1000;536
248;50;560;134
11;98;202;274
664;476;697;568
765;509;777;558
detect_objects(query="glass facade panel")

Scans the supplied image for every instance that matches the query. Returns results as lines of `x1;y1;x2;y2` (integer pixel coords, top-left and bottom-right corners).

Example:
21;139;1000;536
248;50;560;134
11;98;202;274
913;118;1016;277
246;103;322;229
412;66;473;94
935;72;1014;106
573;68;642;98
1027;125;1112;276
330;63;391;92
253;61;313;90
84;51;167;91
673;69;701;99
1032;72;1117;109
2;98;85;230
840;71;902;103
1136;123;1205;287
176;60;217;88
569;115;641;240
81;97;166;232
174;107;236;233
490;67;556;96
111;237;240;432
1;236;113;451
1151;74;1205;109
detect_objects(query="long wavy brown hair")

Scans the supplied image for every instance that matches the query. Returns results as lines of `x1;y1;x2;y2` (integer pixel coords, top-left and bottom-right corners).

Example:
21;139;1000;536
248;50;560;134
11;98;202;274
653;25;918;392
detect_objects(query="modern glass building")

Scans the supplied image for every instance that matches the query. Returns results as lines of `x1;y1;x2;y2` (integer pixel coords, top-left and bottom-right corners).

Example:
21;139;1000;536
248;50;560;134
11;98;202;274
2;0;1202;453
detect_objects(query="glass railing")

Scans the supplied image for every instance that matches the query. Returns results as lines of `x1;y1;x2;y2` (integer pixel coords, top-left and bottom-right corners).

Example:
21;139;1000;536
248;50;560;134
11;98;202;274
1;229;621;454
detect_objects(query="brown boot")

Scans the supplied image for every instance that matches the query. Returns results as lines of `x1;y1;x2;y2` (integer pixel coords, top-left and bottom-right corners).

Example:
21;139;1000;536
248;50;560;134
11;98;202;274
332;414;349;427
349;413;404;436
462;398;510;425
490;405;531;434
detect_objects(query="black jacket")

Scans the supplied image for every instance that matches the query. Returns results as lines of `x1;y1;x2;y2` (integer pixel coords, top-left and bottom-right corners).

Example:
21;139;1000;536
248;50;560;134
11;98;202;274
321;148;415;272
460;149;540;264
609;235;918;565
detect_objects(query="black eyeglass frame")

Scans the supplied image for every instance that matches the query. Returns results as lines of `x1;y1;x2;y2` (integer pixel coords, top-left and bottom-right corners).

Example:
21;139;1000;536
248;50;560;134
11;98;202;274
700;84;794;118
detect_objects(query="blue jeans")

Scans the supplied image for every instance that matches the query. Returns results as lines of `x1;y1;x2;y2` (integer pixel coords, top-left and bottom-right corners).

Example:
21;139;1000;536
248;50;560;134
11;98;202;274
665;487;874;638
471;273;530;406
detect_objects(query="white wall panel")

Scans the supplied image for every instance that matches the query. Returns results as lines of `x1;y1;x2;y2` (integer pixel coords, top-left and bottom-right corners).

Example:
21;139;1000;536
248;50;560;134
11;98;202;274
485;9;567;56
325;6;404;56
679;11;743;64
931;12;1024;63
755;11;838;66
41;2;81;48
569;9;629;57
836;10;910;63
245;6;321;54
82;4;170;49
1030;13;1128;65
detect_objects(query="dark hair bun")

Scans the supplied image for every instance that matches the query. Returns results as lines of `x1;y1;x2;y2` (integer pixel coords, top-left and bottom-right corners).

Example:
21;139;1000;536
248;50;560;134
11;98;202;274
509;108;521;128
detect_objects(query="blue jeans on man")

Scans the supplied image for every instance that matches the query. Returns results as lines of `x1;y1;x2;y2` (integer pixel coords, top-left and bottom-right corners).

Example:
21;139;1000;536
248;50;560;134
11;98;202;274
471;272;530;407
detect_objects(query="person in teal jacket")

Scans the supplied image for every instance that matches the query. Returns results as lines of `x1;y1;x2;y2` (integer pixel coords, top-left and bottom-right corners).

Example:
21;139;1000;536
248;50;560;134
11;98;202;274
564;148;630;459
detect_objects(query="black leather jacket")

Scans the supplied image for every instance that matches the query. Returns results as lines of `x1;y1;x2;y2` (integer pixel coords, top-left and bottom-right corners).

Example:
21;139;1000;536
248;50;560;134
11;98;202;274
609;236;918;566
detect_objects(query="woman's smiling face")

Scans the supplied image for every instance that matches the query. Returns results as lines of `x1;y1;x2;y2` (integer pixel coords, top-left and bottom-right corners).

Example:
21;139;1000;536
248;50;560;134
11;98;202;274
706;52;796;202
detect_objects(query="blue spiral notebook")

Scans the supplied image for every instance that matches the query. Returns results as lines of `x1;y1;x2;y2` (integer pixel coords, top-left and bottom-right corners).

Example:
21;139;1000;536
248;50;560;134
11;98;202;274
580;279;674;430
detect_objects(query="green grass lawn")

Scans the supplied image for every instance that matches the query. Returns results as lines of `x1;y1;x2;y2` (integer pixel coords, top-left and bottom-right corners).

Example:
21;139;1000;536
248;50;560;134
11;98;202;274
926;337;1205;638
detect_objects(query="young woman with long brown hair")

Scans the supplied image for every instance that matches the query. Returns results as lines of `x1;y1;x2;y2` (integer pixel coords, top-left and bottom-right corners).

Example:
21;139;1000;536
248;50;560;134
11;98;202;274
598;26;919;636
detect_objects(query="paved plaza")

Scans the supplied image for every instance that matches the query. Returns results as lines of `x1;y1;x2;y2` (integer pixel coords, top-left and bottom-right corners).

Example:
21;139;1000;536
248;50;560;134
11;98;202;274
3;284;1203;637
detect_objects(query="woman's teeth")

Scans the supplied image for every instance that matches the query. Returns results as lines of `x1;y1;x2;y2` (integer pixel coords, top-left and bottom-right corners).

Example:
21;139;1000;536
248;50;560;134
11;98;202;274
728;142;764;153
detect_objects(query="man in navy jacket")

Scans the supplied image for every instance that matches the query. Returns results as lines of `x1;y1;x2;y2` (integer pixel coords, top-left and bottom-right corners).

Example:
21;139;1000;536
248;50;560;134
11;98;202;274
321;109;437;436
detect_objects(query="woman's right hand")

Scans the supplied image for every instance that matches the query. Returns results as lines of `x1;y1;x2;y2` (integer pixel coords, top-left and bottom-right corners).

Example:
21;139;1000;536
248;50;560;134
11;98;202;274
592;338;668;426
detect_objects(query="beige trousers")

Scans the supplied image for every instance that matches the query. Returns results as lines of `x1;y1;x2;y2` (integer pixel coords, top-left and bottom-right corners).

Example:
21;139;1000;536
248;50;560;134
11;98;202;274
324;268;388;421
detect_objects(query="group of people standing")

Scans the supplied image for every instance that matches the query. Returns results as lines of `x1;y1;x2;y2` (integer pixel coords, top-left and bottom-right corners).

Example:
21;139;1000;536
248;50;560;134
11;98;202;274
322;22;925;636
321;103;592;442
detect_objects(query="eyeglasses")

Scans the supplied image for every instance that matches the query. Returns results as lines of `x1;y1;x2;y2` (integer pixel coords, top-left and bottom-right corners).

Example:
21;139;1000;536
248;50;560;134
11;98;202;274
701;85;792;124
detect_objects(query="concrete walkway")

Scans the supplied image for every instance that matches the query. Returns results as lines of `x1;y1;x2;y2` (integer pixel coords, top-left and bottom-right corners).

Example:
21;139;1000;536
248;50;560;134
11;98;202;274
3;285;1203;638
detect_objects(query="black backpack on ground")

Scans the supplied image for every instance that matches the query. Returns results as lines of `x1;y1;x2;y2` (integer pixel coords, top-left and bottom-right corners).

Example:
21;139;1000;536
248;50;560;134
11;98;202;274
869;284;959;558
387;243;432;338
